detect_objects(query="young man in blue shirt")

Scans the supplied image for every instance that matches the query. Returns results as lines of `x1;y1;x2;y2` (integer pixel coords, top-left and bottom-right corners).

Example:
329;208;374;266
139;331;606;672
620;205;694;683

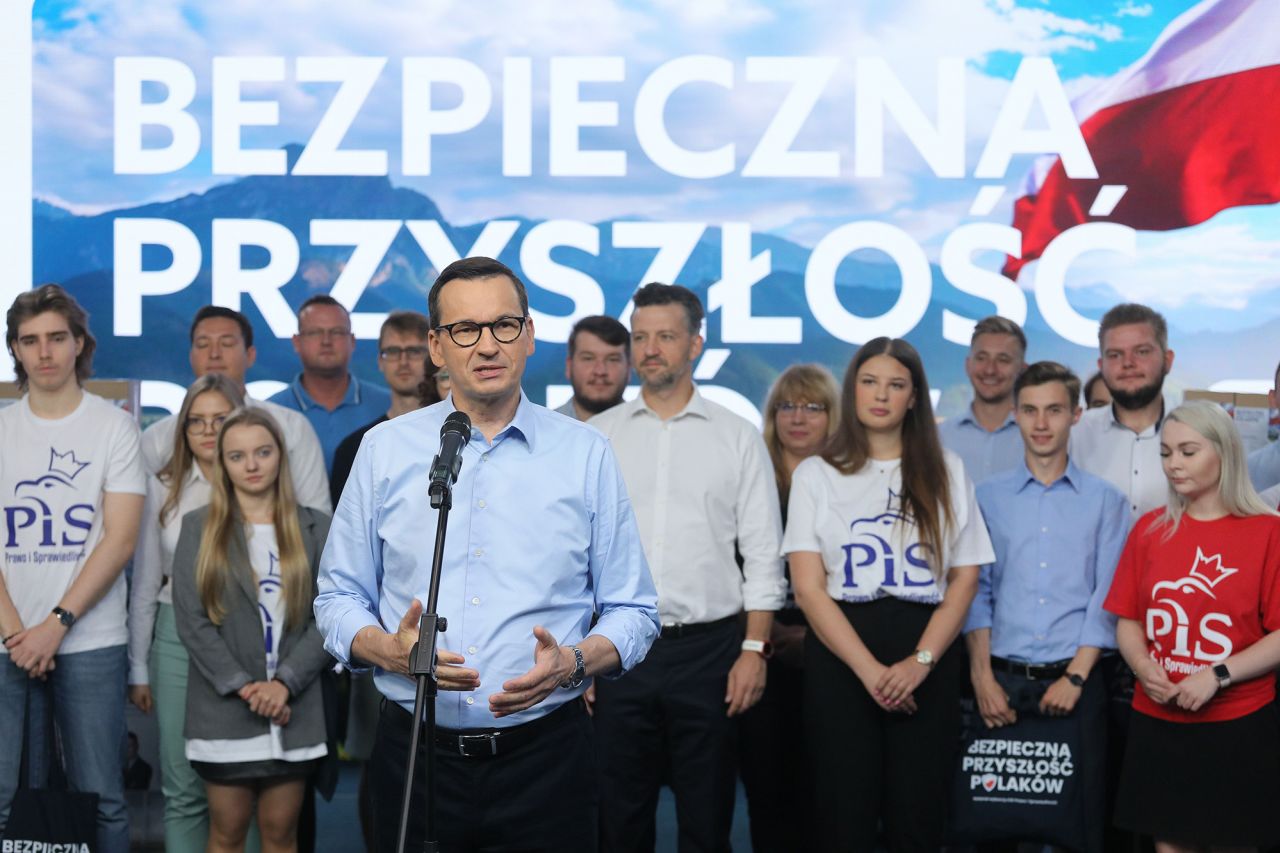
964;361;1130;851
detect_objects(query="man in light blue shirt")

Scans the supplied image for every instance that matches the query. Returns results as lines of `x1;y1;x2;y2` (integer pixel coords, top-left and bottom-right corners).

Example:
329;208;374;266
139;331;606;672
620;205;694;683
939;315;1027;484
1247;358;1280;492
268;294;390;472
315;257;658;853
963;362;1129;851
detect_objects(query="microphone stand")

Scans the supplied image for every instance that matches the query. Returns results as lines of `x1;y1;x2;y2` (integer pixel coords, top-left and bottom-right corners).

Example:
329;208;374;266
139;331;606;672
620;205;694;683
395;449;464;853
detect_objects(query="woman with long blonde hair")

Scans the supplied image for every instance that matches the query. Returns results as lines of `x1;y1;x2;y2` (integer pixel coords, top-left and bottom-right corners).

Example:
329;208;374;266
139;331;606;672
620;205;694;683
783;338;994;850
1105;401;1280;851
127;374;244;853
172;408;331;853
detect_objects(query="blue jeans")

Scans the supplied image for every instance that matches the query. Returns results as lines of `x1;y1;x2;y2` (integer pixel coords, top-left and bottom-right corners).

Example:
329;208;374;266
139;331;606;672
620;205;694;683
0;645;130;853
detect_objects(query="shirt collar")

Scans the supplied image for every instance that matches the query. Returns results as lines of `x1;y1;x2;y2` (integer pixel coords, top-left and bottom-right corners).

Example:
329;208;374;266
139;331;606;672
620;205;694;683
288;372;363;410
445;390;536;452
1014;457;1083;494
630;384;712;421
959;404;1017;432
1105;400;1165;437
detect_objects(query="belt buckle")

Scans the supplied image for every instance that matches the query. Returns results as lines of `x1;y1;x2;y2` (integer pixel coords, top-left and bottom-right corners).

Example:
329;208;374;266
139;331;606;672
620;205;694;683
1022;662;1039;681
457;732;499;758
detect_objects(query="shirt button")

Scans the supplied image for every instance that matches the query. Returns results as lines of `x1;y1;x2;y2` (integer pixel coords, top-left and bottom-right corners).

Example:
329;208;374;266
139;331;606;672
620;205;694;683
468;645;477;655
466;697;475;705
1039;598;1047;605
474;548;484;558
477;499;486;509
481;454;489;463
1041;527;1048;533
1040;562;1047;568
471;597;480;606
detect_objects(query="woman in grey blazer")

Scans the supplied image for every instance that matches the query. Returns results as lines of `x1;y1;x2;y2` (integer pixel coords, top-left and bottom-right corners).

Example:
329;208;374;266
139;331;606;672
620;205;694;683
173;407;331;853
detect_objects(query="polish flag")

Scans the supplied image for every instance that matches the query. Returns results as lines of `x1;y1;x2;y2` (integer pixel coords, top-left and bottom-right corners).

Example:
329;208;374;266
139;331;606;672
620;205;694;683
1003;0;1280;279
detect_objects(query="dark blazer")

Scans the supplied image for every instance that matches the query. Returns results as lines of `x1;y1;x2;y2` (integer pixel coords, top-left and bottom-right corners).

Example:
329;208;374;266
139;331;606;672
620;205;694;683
172;504;332;751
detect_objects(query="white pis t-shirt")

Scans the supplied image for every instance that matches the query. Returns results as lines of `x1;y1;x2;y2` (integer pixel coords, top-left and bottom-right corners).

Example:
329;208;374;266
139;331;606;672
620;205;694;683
0;392;146;655
186;524;327;764
782;450;995;605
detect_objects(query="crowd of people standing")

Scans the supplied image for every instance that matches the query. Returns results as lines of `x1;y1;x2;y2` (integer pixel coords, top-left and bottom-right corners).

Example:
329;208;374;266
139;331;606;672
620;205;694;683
2;258;1280;853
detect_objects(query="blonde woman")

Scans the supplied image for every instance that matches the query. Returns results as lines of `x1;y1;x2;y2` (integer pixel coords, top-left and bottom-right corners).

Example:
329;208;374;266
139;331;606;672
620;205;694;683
740;364;840;853
172;408;331;853
128;375;244;852
1105;401;1280;851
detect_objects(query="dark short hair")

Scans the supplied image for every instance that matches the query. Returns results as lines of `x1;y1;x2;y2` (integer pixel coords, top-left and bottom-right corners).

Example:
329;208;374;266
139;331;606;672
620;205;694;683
1015;360;1081;406
428;257;529;327
568;315;629;357
298;294;349;322
971;315;1027;354
1273;359;1279;390
379;310;431;346
7;284;97;389
190;306;253;349
1083;371;1107;406
1099;303;1168;352
632;282;704;336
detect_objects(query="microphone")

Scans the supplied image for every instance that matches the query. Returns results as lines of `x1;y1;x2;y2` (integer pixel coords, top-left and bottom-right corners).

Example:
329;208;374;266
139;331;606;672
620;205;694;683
428;411;471;508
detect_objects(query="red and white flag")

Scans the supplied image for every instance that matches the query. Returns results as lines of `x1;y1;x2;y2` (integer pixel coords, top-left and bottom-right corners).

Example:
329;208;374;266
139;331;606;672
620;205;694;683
1004;0;1280;279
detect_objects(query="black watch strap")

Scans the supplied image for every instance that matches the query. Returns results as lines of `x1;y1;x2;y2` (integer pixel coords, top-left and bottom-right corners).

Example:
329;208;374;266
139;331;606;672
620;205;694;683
1065;672;1085;688
52;607;76;629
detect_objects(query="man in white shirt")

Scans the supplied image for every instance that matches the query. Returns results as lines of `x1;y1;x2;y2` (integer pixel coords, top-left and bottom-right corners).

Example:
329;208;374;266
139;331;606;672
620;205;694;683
0;284;146;853
938;315;1027;484
1247;359;1280;492
591;283;786;853
555;314;629;422
140;306;331;512
1070;303;1174;519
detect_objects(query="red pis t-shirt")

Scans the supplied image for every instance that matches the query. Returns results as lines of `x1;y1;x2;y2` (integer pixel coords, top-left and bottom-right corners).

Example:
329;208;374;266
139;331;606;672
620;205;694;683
1104;510;1280;723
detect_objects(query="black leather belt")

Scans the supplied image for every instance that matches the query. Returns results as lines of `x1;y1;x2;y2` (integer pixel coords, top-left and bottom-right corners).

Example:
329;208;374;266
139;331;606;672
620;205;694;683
384;696;584;759
990;656;1074;681
659;614;736;640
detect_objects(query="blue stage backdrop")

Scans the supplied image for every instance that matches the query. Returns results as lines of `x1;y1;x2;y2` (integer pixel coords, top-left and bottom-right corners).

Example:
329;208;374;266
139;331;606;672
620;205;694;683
8;0;1280;423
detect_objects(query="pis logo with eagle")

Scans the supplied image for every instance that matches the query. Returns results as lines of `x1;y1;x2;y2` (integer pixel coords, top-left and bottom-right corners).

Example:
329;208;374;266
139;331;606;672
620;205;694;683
1146;548;1238;663
4;448;95;548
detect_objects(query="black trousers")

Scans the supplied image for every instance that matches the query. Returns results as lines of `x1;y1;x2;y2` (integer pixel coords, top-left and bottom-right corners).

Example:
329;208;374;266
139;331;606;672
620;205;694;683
805;597;962;853
594;620;740;853
369;698;598;853
737;654;812;853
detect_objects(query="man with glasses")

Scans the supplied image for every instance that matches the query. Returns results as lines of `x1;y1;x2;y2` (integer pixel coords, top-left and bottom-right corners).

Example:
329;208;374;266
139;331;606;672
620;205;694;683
316;256;659;853
557;315;630;421
329;310;433;507
268;294;390;472
140;305;331;512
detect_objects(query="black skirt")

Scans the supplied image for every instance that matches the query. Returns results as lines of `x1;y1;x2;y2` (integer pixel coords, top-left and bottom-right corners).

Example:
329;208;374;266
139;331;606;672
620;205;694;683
191;757;320;785
1115;703;1280;847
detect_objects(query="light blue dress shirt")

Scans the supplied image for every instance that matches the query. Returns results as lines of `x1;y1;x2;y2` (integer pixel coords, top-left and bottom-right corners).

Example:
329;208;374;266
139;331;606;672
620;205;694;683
1248;441;1280;494
938;406;1024;485
268;374;391;474
314;393;660;729
965;459;1130;663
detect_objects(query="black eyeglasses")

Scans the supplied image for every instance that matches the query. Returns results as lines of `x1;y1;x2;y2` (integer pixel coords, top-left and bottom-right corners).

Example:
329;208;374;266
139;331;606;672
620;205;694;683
434;316;527;348
775;401;828;416
379;345;430;361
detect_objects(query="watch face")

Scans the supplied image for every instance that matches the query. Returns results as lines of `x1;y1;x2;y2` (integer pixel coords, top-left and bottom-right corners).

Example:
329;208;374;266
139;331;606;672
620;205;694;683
916;650;933;666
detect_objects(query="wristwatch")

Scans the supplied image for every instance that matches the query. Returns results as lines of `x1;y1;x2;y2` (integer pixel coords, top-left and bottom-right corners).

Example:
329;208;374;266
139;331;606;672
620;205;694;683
1065;672;1086;688
741;639;774;660
1213;663;1232;689
52;607;76;629
560;645;586;689
915;649;934;669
